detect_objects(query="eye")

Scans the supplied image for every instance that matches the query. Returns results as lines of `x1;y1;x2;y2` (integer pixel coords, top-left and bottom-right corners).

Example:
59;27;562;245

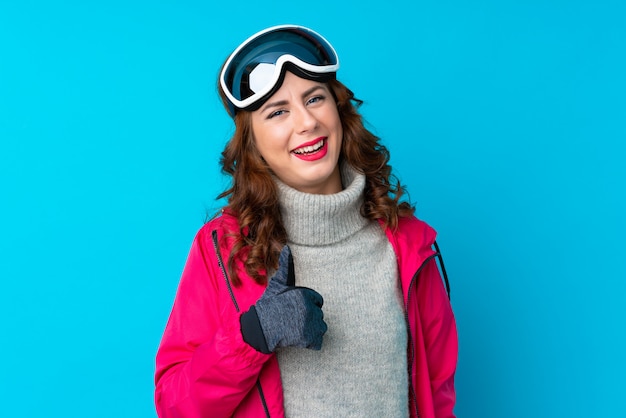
307;95;325;105
267;109;287;119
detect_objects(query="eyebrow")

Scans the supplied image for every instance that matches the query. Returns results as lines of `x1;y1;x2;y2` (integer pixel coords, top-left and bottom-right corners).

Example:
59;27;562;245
260;85;325;113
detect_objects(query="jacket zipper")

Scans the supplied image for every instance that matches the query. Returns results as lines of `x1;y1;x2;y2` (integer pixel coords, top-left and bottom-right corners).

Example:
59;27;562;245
256;380;270;417
404;253;439;418
211;229;240;313
211;229;270;418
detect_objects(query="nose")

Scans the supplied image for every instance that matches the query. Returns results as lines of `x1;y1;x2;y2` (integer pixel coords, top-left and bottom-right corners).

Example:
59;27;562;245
293;105;318;134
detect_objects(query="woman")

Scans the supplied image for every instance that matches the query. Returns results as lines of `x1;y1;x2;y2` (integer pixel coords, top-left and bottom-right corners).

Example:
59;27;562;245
155;25;458;418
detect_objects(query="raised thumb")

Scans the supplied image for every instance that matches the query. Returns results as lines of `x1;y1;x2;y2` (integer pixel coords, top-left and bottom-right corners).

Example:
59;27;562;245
270;245;295;287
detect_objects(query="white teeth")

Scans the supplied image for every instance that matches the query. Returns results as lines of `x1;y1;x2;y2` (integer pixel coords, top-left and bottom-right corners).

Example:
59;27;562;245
293;139;324;154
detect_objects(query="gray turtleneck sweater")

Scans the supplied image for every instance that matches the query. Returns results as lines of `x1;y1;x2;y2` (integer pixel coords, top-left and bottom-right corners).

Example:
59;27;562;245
275;165;409;417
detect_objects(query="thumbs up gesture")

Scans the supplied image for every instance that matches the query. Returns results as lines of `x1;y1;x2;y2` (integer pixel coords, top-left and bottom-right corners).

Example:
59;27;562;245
240;246;328;354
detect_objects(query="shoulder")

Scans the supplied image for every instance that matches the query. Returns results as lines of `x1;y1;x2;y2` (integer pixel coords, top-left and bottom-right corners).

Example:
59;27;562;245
383;215;437;258
184;211;241;261
195;210;240;239
397;215;437;241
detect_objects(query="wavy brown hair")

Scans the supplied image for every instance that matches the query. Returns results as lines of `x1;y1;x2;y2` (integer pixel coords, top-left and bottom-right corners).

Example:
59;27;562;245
217;77;414;286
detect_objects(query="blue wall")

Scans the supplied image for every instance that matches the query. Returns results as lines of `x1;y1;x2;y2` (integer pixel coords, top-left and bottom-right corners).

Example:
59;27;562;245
1;1;624;416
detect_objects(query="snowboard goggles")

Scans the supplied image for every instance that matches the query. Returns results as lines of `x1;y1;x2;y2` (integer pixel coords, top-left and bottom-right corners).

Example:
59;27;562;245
220;25;340;117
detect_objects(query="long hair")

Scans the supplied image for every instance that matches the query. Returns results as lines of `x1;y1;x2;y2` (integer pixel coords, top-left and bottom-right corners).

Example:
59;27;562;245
217;78;414;286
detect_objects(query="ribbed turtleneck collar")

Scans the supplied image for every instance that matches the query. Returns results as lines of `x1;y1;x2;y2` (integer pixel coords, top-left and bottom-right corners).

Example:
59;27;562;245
276;164;369;246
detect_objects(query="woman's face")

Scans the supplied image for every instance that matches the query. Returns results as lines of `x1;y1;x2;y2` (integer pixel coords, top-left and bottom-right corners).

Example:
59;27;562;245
250;71;343;195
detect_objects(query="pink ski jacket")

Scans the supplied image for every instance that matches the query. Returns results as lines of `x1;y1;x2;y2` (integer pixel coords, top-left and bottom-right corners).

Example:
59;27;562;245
155;212;458;418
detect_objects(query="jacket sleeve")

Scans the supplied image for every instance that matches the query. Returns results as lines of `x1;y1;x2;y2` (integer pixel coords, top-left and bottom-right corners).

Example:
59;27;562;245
418;257;458;418
154;229;271;418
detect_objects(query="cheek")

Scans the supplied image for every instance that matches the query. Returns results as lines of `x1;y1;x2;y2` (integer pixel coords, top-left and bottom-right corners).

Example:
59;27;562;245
256;126;292;157
328;106;342;133
332;113;343;145
253;136;274;161
251;125;271;156
252;134;283;171
251;116;268;148
248;125;272;166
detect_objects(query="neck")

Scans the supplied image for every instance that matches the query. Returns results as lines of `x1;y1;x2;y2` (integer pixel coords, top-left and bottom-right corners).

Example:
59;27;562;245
276;164;369;246
293;165;343;195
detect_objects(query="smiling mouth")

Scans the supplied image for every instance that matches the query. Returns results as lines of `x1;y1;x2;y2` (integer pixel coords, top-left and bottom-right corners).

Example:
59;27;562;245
292;138;326;155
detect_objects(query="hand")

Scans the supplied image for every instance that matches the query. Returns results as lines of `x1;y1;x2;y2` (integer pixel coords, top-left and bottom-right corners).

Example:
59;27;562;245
240;246;327;353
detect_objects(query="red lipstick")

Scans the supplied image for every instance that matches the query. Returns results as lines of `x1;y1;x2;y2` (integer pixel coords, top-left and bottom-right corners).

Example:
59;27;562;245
291;137;328;161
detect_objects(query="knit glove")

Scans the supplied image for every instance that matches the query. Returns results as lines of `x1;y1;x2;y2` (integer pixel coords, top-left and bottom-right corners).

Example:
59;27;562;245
240;246;327;354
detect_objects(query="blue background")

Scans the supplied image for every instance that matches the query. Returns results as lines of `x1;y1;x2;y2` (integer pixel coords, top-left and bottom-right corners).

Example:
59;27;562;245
1;1;624;417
